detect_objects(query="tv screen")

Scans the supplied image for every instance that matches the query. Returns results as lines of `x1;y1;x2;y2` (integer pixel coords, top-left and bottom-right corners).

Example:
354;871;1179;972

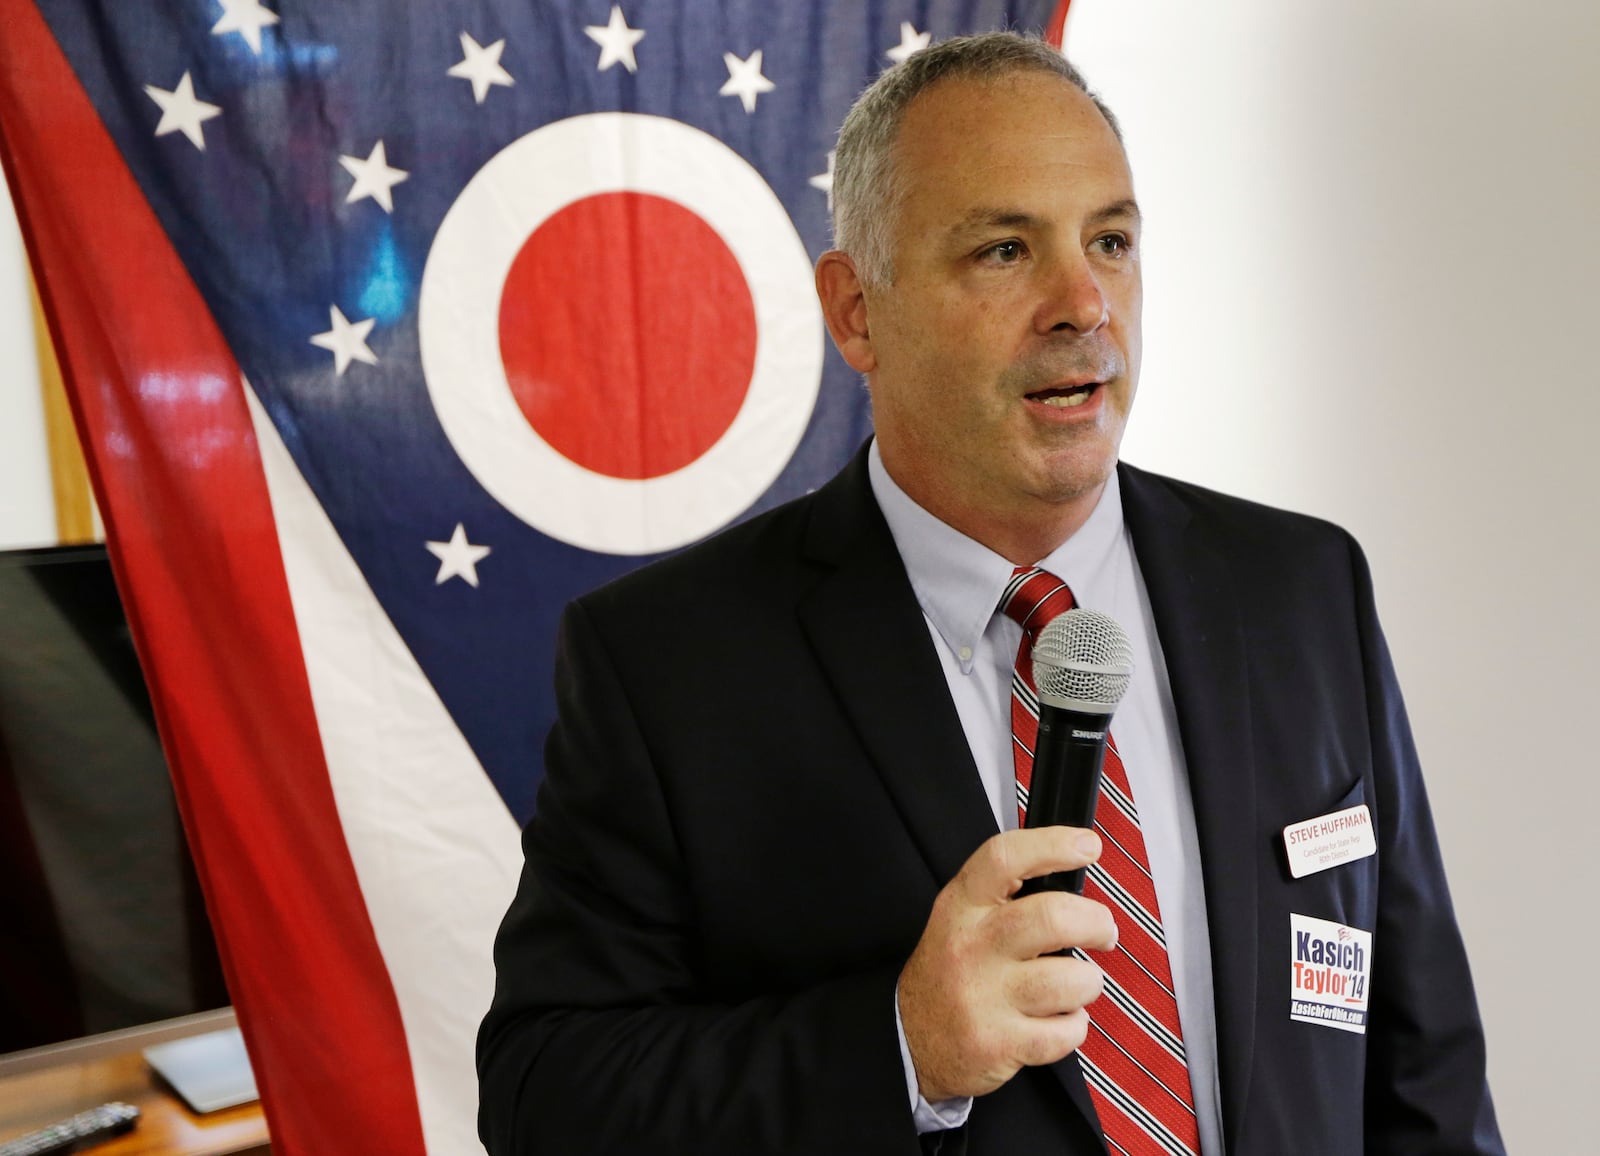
0;544;228;1058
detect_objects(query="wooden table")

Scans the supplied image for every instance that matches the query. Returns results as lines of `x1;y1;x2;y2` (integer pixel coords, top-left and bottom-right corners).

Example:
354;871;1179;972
0;1048;269;1155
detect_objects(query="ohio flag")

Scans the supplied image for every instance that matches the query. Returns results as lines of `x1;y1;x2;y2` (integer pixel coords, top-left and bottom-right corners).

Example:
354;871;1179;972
0;1;1065;1151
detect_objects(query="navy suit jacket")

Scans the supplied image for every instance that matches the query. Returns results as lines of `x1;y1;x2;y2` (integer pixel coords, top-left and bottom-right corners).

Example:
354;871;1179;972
478;449;1503;1155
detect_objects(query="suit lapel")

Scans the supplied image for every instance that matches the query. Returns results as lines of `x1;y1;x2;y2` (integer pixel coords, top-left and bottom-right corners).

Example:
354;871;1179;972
797;451;997;888
1119;464;1258;1148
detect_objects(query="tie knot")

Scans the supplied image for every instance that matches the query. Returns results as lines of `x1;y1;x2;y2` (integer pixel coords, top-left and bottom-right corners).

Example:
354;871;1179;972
999;567;1075;637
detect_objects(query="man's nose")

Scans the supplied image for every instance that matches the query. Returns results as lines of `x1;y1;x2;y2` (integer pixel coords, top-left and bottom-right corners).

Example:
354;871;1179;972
1034;252;1109;335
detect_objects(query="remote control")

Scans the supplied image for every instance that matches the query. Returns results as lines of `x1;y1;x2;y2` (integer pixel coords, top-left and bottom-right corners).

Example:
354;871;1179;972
0;1102;139;1156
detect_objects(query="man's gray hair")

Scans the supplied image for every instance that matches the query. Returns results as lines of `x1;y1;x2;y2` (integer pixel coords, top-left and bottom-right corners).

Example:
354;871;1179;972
831;31;1120;287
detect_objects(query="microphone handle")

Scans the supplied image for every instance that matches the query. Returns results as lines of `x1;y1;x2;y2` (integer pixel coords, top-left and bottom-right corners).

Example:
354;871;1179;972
1018;707;1113;896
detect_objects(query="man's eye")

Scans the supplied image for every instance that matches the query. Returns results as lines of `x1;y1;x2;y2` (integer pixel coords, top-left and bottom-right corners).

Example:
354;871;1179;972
1094;233;1133;258
980;240;1026;264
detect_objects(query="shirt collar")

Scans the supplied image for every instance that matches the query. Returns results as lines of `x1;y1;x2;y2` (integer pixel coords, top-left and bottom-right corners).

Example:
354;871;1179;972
867;439;1126;673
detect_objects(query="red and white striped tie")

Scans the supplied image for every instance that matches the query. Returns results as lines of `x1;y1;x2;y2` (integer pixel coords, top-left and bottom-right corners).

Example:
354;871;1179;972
1000;567;1202;1156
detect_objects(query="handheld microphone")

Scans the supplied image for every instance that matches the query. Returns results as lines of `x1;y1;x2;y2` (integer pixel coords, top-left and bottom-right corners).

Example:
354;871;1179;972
1018;608;1134;896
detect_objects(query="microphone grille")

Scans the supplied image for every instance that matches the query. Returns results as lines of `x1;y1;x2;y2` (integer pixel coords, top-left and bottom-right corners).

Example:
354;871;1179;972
1032;608;1134;712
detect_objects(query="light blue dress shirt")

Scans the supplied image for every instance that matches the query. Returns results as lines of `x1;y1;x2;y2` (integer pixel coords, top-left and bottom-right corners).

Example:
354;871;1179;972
868;441;1224;1154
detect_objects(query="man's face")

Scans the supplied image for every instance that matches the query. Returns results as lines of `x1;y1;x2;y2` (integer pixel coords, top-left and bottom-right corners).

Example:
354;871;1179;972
861;72;1142;532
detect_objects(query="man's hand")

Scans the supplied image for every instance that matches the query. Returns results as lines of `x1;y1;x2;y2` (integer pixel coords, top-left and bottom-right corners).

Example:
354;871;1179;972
898;826;1118;1103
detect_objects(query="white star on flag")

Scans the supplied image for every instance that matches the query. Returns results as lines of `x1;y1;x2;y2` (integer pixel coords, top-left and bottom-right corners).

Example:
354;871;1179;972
210;0;279;56
309;305;377;375
886;22;931;65
585;5;645;74
144;72;221;151
425;524;491;587
338;141;408;213
719;49;775;114
446;31;514;104
809;149;835;208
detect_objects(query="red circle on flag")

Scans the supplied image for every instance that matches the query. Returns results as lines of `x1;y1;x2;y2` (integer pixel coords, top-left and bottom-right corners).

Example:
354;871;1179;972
497;191;758;481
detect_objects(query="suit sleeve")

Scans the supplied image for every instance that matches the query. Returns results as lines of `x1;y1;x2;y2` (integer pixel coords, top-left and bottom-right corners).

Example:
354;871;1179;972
1347;537;1505;1155
476;599;922;1156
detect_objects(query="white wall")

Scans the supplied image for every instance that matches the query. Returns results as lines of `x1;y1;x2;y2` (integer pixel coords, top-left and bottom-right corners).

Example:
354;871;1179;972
0;162;54;550
1071;0;1599;1149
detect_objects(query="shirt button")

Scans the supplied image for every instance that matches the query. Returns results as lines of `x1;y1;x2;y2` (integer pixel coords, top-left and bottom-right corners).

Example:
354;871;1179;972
958;646;973;662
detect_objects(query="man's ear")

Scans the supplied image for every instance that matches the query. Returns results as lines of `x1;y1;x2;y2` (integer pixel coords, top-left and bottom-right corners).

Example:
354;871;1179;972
814;250;876;374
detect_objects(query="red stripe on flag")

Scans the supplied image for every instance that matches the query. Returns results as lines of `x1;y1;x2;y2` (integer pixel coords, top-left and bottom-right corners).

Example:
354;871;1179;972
0;4;428;1153
1046;0;1073;48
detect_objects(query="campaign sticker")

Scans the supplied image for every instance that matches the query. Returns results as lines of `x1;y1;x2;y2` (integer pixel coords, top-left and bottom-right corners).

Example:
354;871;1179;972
1282;804;1376;879
1289;913;1372;1034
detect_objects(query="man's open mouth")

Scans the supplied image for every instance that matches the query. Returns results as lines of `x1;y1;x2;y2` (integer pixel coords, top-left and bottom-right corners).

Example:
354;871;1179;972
1026;382;1099;408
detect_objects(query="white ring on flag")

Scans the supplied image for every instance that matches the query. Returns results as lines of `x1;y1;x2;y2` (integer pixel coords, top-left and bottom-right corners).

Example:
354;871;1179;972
419;113;823;555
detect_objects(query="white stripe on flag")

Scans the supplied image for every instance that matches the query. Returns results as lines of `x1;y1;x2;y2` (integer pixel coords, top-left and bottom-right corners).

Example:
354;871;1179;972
248;383;522;1156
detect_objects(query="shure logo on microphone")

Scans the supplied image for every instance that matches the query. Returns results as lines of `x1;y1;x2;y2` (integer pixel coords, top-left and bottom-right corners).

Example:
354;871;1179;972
1072;729;1105;740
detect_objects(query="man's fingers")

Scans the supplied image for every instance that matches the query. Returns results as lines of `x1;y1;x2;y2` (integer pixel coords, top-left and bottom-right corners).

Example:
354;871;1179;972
1011;1007;1093;1069
902;831;1117;1100
994;891;1119;960
957;827;1103;905
1005;954;1106;1018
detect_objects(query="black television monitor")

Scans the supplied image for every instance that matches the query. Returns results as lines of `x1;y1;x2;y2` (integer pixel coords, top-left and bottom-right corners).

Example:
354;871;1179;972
0;543;232;1073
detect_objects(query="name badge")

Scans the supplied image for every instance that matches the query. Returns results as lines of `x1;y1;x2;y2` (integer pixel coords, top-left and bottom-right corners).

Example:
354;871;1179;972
1281;804;1376;879
1289;913;1372;1034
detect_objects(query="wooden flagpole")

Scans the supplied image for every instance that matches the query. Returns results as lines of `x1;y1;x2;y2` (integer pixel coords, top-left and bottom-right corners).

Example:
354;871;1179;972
29;273;96;544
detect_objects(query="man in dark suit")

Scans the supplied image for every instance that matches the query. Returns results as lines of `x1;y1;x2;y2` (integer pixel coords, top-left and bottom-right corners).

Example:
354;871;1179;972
478;32;1502;1155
